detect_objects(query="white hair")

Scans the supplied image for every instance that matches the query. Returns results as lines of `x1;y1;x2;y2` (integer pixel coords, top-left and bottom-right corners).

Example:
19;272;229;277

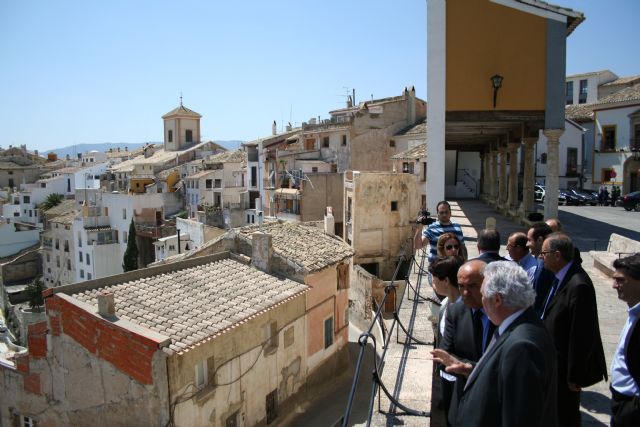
483;261;535;310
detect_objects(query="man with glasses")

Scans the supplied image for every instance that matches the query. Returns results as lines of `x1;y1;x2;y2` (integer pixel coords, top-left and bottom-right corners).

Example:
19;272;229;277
610;253;640;426
540;233;607;427
415;200;465;262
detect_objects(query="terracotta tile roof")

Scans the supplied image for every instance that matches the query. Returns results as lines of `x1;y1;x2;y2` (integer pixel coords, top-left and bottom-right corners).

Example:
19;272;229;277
514;1;584;35
43;199;77;216
206;149;246;164
71;257;308;355
392;143;427;160
237;221;354;272
565;103;594;122
50;211;77;225
157;167;179;180
161;104;202;119
593;85;640;107
601;75;640;87
395;117;426;137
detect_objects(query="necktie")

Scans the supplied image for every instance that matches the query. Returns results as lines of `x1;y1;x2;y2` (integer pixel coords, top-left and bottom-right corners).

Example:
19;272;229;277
541;278;560;319
472;309;484;356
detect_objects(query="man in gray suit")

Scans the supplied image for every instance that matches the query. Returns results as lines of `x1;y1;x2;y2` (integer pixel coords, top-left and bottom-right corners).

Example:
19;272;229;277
433;261;557;427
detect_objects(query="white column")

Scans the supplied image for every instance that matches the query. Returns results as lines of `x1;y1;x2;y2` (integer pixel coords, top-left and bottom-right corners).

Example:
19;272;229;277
498;145;508;208
426;0;447;213
507;142;519;211
521;138;537;215
543;129;564;220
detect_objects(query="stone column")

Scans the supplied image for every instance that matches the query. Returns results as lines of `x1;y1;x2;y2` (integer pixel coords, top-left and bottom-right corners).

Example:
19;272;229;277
507;142;520;211
498;145;508;208
480;152;487;198
490;150;499;203
543;129;564;220
521;137;537;215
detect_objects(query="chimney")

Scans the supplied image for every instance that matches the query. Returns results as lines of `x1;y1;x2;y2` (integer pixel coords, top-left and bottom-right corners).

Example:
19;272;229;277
252;232;272;273
407;85;416;124
272;120;277;135
346;95;353;108
97;291;115;317
34;150;38;157
324;206;335;236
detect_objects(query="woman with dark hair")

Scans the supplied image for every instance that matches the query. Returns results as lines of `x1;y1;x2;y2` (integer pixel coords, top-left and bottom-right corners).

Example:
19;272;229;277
437;232;468;261
428;255;464;426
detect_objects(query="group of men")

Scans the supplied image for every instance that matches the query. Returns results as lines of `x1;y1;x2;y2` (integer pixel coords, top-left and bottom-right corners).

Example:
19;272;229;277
417;200;638;426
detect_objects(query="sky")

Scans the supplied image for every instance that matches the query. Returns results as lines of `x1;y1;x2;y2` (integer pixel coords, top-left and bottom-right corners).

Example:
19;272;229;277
0;0;638;153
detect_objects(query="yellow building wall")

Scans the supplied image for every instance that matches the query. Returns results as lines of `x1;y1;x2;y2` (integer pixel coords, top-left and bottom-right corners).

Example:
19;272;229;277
446;0;547;111
130;178;154;193
165;171;180;192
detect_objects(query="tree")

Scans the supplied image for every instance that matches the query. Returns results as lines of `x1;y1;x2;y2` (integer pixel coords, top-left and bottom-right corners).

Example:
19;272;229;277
25;277;45;312
122;219;139;272
40;193;64;211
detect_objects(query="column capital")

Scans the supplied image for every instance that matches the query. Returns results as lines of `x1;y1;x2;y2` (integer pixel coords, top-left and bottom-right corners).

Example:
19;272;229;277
507;142;520;151
522;137;538;147
543;128;564;142
498;145;507;153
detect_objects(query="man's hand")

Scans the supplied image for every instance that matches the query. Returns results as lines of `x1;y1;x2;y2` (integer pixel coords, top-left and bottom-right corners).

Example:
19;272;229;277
431;349;473;377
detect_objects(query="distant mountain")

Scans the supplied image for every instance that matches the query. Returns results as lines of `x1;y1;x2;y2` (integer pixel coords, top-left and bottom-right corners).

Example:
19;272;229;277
44;140;245;158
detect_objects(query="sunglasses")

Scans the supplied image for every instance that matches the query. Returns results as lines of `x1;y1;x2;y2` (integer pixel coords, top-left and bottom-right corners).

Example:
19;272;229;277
445;244;459;250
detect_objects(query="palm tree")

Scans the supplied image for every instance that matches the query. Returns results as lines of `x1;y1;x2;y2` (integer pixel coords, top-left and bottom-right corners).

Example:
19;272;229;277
40;193;64;211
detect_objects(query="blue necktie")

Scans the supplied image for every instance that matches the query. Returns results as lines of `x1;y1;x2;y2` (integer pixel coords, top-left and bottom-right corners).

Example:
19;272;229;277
541;278;560;319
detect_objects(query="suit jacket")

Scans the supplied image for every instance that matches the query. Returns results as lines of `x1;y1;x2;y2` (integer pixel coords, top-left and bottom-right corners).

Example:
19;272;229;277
441;301;494;423
532;259;555;315
474;251;507;264
542;262;607;387
455;308;558;427
627;318;640;388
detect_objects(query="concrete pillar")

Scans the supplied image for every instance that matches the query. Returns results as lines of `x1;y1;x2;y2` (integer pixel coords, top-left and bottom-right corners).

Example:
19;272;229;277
498;145;508;208
543;129;564;220
490;150;499;202
521;138;537;215
507;142;520;211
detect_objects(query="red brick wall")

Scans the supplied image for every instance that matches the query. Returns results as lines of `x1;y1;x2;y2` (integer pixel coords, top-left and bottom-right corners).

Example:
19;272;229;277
44;294;161;385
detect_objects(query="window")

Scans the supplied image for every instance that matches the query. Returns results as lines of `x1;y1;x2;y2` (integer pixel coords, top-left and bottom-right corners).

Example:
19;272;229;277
55;239;59;250
195;359;208;389
540;153;547;164
86;254;90;265
324;316;334;349
251;167;257;187
311;167;318;173
23;196;30;203
402;162;414;174
337;262;349;290
80;269;84;279
225;411;239;427
123;231;128;242
389;140;396;147
284;326;295;348
122;208;127;220
266;389;278;424
87;273;92;280
579;79;588;104
264;321;278;355
322;136;330;148
46;253;50;262
79;252;83;263
64;240;69;252
344;307;349;326
602;169;616;183
78;231;82;247
186;129;193;143
214;179;221;188
206;179;212;189
391;201;398;211
19;415;35;427
40;183;46;188
565;81;573;105
422;162;427;181
304;138;315;150
56;256;60;268
169;245;175;251
342;135;347;146
67;259;71;271
566;148;578;176
601;126;616;151
168;129;173;142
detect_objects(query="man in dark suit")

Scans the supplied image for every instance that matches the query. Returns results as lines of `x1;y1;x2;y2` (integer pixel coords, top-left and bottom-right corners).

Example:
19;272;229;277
474;229;507;263
526;222;555;314
435;261;558;427
433;260;495;424
610;253;640;426
541;233;607;427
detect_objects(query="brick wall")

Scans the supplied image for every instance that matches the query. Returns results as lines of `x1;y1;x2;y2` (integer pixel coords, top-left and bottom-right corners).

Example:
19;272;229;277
44;294;162;385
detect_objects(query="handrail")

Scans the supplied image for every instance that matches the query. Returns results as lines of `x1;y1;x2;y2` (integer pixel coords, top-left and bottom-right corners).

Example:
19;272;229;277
341;231;432;426
458;169;479;197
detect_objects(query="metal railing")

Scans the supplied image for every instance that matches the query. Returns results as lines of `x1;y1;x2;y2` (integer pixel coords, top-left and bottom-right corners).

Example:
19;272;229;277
341;234;435;426
458;169;479;198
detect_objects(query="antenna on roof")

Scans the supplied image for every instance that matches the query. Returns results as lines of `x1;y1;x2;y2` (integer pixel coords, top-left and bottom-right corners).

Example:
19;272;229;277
180;92;183;106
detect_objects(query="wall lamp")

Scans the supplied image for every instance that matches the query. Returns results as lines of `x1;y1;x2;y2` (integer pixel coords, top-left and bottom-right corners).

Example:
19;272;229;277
491;74;504;108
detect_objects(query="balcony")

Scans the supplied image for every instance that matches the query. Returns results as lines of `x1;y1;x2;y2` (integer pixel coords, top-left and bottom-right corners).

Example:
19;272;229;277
135;223;176;239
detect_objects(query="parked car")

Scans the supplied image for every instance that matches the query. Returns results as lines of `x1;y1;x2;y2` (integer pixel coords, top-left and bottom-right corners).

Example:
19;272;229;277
535;185;567;205
570;189;598;206
560;189;582;205
621;191;640;211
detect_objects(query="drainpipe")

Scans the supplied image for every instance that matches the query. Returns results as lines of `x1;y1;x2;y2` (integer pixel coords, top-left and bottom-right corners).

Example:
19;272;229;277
177;229;181;254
